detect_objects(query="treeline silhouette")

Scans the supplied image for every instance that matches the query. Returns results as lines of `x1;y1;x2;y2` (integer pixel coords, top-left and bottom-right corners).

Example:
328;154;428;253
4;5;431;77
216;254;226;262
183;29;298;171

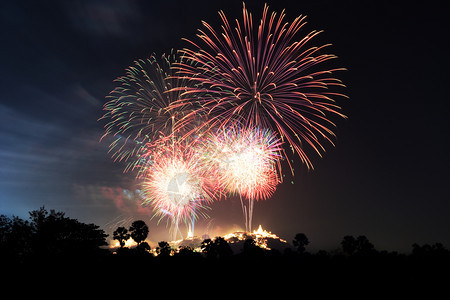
1;207;108;266
2;207;449;287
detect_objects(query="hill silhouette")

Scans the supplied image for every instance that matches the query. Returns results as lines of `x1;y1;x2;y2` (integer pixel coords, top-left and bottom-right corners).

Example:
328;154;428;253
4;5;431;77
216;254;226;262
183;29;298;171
2;207;449;292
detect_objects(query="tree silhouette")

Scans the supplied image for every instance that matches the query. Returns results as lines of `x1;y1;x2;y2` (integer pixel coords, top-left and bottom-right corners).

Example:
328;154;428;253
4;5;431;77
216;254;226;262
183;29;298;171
157;241;172;257
113;226;130;248
201;238;216;259
2;208;108;262
137;241;151;253
341;235;376;256
201;237;232;259
412;243;450;257
243;238;264;257
356;236;375;255
30;207;108;255
341;235;357;256
293;233;309;254
0;215;32;260
214;237;233;258
176;246;196;258
129;220;149;246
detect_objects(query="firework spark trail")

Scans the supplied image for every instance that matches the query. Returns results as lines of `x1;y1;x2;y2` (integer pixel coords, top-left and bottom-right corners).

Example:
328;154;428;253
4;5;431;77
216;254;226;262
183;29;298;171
99;51;205;174
204;124;283;231
172;3;347;170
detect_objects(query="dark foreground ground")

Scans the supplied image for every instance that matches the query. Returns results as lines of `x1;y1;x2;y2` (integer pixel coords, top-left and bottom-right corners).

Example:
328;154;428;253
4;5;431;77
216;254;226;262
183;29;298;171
5;250;449;296
2;209;448;295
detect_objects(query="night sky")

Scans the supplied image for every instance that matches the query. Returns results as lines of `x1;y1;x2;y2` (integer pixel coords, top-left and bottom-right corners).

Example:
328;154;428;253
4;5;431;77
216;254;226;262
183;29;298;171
1;0;449;252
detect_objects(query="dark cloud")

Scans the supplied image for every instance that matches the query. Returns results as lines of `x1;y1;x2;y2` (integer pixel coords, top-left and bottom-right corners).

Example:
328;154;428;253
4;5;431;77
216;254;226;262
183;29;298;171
72;184;151;215
62;0;142;39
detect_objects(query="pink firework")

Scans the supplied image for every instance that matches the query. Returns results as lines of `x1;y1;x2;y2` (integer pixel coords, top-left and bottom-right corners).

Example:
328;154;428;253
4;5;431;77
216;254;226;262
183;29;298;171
208;125;283;200
173;3;347;170
140;142;216;239
205;124;283;231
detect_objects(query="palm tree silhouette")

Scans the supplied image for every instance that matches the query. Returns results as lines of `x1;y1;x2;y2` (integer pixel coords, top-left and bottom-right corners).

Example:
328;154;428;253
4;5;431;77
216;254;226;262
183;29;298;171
293;233;309;254
129;220;149;246
113;226;130;248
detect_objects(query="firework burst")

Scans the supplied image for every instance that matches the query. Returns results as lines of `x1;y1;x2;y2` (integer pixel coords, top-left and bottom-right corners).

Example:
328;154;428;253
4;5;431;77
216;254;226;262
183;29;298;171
141;142;216;240
207;125;283;200
173;3;347;169
204;124;283;231
100;3;348;239
100;51;203;173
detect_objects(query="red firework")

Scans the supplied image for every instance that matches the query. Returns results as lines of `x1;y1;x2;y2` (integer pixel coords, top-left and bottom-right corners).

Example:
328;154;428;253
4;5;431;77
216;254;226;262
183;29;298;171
203;124;283;232
140;141;217;239
172;3;347;169
205;124;283;201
